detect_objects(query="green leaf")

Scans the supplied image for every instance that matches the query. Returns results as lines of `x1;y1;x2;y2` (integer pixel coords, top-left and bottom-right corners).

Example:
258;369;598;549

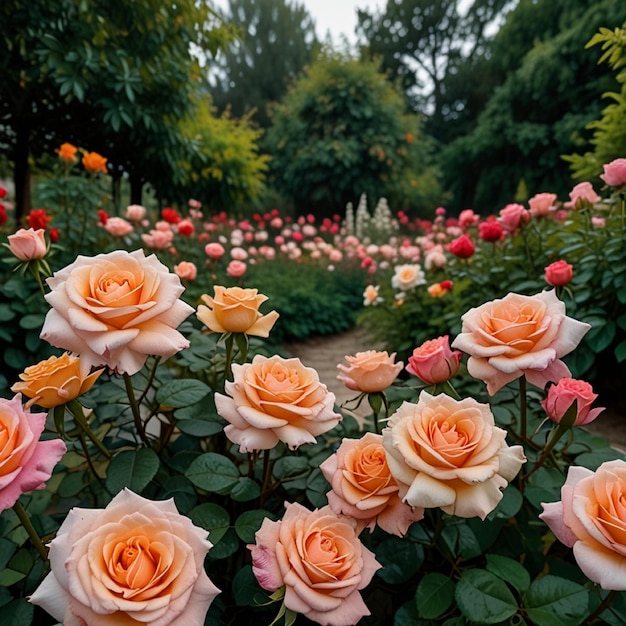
232;565;269;607
156;379;211;408
188;503;230;545
18;313;44;330
0;598;34;625
376;535;424;585
416;572;455;619
524;575;588;626
234;509;274;543
231;477;261;502
455;569;518;624
185;452;240;494
0;569;26;586
105;448;160;494
486;554;531;593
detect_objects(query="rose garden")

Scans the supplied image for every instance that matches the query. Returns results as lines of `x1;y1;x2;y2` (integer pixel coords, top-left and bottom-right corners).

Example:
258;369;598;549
2;3;626;626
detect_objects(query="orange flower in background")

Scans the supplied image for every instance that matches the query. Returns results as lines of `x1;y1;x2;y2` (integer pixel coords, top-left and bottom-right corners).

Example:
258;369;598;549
82;151;108;174
337;350;403;393
56;143;78;163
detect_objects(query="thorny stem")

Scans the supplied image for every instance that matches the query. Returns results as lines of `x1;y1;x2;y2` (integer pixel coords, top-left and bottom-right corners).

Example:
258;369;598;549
13;500;48;562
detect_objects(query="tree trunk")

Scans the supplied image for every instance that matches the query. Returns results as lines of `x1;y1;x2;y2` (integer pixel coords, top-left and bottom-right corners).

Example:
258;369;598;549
12;124;32;224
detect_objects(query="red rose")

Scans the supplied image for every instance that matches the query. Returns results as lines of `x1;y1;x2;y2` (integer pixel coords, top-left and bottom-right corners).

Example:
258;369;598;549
448;234;475;258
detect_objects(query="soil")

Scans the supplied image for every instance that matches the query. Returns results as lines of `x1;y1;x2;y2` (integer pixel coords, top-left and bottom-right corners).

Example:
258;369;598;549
283;326;626;450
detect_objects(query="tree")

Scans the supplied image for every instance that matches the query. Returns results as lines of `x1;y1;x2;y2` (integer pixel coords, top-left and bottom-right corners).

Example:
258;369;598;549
264;52;443;217
0;0;232;219
208;0;319;129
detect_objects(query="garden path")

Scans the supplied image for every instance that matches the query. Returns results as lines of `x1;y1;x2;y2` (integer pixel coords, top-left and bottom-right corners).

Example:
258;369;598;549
283;326;626;450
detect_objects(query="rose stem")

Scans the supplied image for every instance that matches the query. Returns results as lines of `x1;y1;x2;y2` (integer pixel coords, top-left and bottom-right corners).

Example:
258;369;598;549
13;500;48;562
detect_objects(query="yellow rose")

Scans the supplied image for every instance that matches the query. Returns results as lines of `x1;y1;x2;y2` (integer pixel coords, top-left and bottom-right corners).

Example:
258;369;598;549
11;353;103;409
197;285;279;336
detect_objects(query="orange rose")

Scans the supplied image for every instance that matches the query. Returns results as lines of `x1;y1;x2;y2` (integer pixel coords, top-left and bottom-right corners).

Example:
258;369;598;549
382;391;526;519
29;489;220;625
55;142;78;163
215;354;341;451
11;353;103;409
249;501;381;626
197;285;279;337
82;151;108;173
320;432;424;536
337;350;403;393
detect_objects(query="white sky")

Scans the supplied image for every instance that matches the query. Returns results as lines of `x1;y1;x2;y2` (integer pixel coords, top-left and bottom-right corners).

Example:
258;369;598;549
211;0;383;45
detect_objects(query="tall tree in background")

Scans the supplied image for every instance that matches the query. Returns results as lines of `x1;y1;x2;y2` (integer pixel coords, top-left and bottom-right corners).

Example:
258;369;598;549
0;0;232;219
208;0;319;129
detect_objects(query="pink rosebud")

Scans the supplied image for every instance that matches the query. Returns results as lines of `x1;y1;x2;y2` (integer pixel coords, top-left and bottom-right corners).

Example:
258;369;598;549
541;377;605;426
591;216;606;228
448;233;475;258
544;260;573;287
406;336;462;384
7;228;47;261
600;158;626;188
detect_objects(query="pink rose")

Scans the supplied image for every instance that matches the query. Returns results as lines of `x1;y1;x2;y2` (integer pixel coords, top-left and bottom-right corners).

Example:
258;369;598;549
141;228;174;249
29;489;220;624
337;350;403;393
174;261;198;281
544;259;573;286
0;394;66;512
592;216;606;228
541;377;605;426
540;460;626;590
458;209;479;228
600;157;626;187
498;203;530;233
406;335;462;385
451;290;590;395
528;192;557;217
215;354;341;451
104;216;134;237
226;259;247;278
382;392;526;519
6;228;47;261
320;432;424;536
40;249;194;375
249;501;381;626
204;242;226;259
568;182;601;208
125;204;147;221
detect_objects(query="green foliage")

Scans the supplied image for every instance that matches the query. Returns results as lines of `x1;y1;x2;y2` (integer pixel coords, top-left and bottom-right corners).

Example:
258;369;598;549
265;51;444;217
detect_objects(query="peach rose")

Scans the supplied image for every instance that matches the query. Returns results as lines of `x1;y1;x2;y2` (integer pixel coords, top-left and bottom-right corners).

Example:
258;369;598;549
29;489;220;625
249;501;381;626
0;394;67;512
337;350;403;393
40;249;194;375
540;377;605;426
141;228;174;249
215;354;341;452
528;192;557;217
406;336;462;385
540;460;626;590
363;284;382;306
104;216;134;237
173;261;198;281
7;228;47;261
600;157;626;187
391;263;425;291
11;352;103;409
382;392;526;519
197;286;279;336
451;290;590;395
320;432;424;536
125;204;147;222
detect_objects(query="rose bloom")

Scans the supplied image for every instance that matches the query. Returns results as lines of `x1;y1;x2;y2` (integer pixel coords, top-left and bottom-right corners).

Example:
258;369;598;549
391;263;425;291
337;350;403;393
424;248;447;270
40;249;194;375
541;377;605;426
320;432;424;536
451;290;590;395
363;284;382;306
7;228;47;261
56;142;78;163
82;151;108;174
540;460;626;590
173;261;198;281
592;216;606;228
600;157;626;187
406;336;462;385
249;501;381;626
104;216;134;237
204;242;226;259
544;259;573;286
176;219;194;236
528;192;557;217
197;286;279;336
141;228;174;250
125;204;147;222
0;394;66;513
161;207;181;224
498;203;530;232
215;354;341;451
448;233;475;258
458;208;479;228
27;208;50;231
29;489;220;625
568;181;601;208
11;353;103;409
478;220;505;242
382;392;526;519
226;259;247;278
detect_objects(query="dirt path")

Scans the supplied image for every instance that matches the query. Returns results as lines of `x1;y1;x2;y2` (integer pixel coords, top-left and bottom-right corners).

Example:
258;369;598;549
283;327;626;449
